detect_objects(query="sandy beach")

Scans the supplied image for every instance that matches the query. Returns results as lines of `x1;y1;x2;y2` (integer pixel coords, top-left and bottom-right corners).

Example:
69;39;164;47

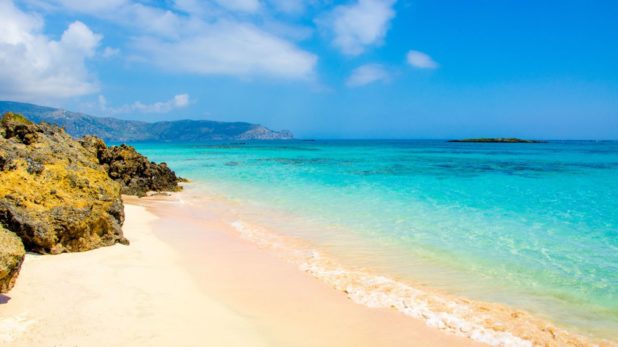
0;197;480;347
1;1;616;346
0;204;268;346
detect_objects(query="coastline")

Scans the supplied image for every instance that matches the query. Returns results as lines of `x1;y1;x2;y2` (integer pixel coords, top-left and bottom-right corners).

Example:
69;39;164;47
0;197;479;346
134;188;615;347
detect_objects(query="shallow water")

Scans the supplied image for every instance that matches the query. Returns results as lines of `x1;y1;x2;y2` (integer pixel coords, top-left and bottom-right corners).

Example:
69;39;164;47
133;140;618;342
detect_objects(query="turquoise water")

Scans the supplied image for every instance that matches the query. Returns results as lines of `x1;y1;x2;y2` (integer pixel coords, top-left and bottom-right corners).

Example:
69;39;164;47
133;140;618;340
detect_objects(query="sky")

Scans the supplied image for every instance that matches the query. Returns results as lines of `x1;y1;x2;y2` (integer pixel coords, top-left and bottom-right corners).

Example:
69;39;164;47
0;0;617;139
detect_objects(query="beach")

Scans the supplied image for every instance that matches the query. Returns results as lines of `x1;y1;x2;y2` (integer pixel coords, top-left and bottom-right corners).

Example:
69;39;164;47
129;140;618;345
1;0;617;343
0;198;480;347
1;0;615;344
3;138;616;347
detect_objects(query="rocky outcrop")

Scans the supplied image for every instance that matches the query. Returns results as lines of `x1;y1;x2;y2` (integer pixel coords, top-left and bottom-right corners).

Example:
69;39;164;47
448;138;546;143
81;137;183;197
235;126;294;140
0;112;127;254
0;112;184;292
0;225;25;293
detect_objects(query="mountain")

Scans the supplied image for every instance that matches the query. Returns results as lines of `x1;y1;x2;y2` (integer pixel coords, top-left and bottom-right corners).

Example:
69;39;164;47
0;101;293;142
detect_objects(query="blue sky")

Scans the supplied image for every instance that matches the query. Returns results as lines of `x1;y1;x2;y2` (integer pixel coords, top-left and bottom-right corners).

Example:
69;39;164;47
1;0;617;139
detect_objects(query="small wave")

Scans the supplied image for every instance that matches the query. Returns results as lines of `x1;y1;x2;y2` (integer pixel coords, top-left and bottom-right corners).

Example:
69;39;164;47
229;220;609;347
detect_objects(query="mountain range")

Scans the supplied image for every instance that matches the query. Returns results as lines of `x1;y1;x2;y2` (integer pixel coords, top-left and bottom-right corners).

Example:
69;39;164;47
0;101;293;142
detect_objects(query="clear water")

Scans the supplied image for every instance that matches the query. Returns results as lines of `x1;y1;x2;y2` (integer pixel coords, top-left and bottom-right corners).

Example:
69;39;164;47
132;140;618;340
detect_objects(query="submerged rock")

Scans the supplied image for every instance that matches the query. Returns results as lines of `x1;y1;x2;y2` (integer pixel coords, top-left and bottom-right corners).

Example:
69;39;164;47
81;136;182;197
0;225;25;293
0;112;127;254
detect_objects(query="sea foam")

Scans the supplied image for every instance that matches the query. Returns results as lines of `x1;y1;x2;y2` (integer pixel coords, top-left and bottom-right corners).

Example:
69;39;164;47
230;219;605;347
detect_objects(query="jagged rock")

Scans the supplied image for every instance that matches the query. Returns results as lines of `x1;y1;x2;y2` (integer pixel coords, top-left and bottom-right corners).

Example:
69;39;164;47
0;112;39;145
0;112;127;254
0;112;184;292
0;225;25;293
81;136;183;197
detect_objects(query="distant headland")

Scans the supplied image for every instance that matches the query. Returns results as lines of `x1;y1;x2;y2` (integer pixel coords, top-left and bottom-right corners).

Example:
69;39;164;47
448;138;546;143
0;101;293;142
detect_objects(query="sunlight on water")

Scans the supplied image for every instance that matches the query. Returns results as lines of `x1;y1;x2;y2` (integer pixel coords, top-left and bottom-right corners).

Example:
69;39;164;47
134;140;618;340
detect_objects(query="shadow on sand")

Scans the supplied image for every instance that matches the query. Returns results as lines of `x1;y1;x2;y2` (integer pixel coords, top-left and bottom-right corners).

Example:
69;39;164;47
0;294;11;304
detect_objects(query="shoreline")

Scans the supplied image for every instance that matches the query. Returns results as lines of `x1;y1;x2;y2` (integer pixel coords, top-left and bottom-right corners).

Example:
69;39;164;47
128;195;483;346
1;188;613;346
0;196;480;346
133;189;615;347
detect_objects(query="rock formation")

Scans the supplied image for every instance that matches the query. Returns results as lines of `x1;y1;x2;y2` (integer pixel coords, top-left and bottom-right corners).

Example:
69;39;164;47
0;112;184;292
81;137;183;197
0;225;25;293
0;112;127;254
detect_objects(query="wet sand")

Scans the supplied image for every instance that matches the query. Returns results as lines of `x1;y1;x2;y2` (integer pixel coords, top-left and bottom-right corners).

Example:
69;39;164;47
0;198;476;346
138;196;482;347
0;198;480;346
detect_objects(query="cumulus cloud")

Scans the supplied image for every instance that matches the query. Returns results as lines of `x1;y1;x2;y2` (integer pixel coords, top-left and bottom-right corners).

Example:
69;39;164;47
99;94;191;114
319;0;396;55
30;0;318;79
346;64;390;87
31;0;198;38
0;1;101;101
406;50;438;69
132;21;317;79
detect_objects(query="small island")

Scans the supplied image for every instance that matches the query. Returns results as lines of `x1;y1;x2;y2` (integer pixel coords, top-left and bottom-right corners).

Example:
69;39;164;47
448;138;546;143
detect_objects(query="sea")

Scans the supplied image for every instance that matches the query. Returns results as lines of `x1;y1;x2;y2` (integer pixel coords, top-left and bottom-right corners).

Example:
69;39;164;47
132;140;618;345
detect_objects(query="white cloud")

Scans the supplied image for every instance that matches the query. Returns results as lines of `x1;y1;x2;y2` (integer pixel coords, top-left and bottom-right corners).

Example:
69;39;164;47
61;21;101;55
319;0;396;56
173;0;219;17
173;94;190;107
37;0;260;16
129;4;188;38
46;0;128;12
346;64;390;87
406;50;438;69
30;0;318;79
262;20;314;41
100;93;191;114
23;0;129;13
30;0;193;38
102;46;119;58
0;1;101;101
132;21;317;79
